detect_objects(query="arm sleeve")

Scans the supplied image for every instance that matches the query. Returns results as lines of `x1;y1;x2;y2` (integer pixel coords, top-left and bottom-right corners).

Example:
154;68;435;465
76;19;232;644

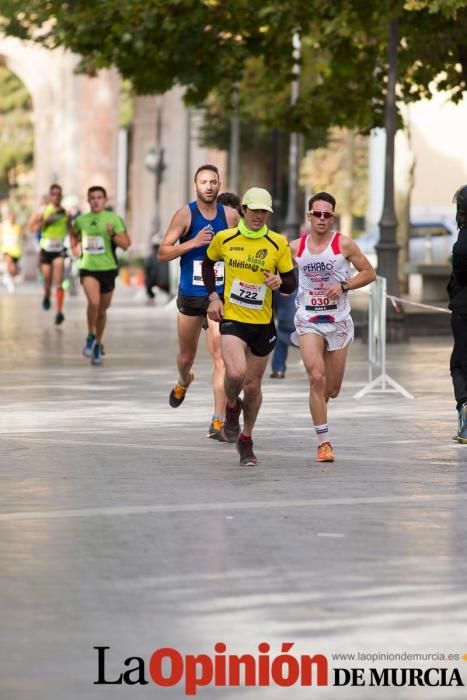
202;255;217;294
279;269;297;294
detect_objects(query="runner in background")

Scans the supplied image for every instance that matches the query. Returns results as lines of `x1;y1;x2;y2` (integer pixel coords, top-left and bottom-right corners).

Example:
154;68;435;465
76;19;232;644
158;164;239;440
1;211;22;293
71;186;131;366
217;192;241;216
29;183;68;325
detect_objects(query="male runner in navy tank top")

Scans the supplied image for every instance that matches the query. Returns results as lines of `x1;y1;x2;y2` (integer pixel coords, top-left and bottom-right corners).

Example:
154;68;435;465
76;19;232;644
290;192;375;463
158;164;239;439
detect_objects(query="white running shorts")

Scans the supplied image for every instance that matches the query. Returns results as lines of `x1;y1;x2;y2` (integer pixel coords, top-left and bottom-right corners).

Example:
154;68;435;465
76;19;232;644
292;316;354;352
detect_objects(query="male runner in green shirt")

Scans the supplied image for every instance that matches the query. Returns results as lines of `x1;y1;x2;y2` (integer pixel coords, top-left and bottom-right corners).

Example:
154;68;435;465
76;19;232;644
71;186;131;365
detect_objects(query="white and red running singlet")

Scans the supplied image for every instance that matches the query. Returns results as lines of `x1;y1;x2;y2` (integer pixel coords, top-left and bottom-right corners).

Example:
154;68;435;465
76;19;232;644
294;232;351;326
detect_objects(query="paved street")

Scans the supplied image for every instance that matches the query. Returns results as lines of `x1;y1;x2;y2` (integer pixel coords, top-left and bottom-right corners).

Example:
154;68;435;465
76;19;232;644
0;283;466;699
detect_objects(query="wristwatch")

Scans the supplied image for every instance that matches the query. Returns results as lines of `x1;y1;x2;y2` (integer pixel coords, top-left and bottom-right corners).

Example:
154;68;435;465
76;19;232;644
340;281;350;293
208;293;220;303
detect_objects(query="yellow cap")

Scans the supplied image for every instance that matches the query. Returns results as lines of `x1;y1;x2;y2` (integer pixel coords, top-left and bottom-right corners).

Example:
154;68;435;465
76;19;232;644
241;187;273;213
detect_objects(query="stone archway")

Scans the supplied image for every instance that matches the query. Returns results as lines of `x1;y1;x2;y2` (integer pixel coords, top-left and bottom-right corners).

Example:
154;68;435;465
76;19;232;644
0;36;120;208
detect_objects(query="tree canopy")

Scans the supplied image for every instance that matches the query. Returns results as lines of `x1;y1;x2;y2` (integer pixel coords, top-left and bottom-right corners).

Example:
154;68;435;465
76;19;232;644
1;0;466;133
0;60;33;192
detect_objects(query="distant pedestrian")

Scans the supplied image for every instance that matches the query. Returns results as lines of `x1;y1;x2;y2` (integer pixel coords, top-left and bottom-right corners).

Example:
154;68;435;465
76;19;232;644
145;241;169;303
270;270;298;378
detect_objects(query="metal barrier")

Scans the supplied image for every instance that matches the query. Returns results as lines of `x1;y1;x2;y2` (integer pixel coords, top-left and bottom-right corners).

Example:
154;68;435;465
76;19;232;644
354;276;414;399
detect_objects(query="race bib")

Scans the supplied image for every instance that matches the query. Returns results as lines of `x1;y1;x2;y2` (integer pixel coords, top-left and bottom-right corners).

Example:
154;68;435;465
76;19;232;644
43;237;64;253
305;289;337;312
192;260;224;286
83;236;105;255
230;279;266;309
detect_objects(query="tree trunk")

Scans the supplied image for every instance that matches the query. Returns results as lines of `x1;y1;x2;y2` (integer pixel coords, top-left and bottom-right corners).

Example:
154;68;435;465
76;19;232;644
394;118;415;294
340;128;355;237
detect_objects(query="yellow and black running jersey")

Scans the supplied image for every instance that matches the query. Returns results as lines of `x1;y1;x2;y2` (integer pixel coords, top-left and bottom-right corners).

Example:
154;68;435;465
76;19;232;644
206;227;294;324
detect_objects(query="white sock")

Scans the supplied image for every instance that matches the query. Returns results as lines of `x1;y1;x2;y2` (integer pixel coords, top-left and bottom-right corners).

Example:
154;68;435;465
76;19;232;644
315;423;329;446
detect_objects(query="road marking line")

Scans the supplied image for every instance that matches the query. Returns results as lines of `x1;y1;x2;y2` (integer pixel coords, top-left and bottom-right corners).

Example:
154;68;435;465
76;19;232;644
1;493;466;522
317;532;345;538
1;435;458;466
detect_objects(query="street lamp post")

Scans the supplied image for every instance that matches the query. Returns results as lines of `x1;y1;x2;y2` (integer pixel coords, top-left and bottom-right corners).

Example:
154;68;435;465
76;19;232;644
375;17;407;342
284;32;301;241
229;86;240;194
144;99;166;242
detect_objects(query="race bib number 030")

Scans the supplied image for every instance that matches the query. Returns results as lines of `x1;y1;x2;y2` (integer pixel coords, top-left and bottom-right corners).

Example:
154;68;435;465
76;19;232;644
192;260;224;286
83;236;105;255
305;289;337;312
230;279;266;309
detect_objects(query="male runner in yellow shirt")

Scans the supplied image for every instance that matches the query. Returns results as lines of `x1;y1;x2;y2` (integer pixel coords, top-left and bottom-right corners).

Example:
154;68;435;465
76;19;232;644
202;187;296;465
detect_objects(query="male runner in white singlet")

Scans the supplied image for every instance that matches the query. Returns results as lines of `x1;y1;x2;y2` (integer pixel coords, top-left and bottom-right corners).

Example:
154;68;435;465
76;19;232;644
290;192;375;462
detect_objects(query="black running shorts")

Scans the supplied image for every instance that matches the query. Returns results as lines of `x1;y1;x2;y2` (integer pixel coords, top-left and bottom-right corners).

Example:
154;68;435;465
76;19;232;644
220;319;277;357
39;250;65;265
80;269;118;294
176;293;210;317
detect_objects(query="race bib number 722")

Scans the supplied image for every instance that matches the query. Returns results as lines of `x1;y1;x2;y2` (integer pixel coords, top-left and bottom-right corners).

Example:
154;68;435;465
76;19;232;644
230;279;266;309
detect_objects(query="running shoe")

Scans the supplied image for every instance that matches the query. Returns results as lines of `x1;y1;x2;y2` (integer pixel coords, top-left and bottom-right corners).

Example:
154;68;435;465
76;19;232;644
55;311;65;325
169;370;194;407
270;371;285;379
316;441;335;462
42;297;51;310
223;398;243;443
91;342;103;366
82;333;96;358
236;436;258;466
207;418;224;441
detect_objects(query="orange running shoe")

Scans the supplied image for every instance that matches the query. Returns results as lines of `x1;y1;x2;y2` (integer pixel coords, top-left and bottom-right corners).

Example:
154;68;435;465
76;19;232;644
207;418;224;441
169;370;195;408
317;441;335;462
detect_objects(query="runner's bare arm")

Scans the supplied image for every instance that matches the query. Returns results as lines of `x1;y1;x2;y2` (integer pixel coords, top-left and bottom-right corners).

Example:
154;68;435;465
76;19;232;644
288;238;300;258
28;207;45;233
326;236;376;300
70;223;81;257
106;224;131;250
341;236;376;289
158;206;213;262
224;206;240;229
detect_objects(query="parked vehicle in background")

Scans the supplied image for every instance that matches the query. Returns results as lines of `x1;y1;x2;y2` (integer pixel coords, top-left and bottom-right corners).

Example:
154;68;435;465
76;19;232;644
356;219;457;268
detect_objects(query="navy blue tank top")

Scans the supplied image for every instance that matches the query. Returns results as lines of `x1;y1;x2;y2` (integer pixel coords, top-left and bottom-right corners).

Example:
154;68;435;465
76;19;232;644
179;201;228;296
